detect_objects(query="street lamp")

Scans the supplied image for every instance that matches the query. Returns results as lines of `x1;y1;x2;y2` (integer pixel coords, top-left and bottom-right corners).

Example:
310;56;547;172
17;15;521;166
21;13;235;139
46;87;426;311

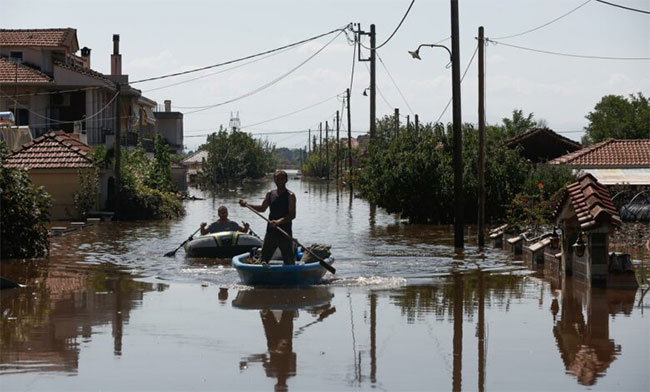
408;44;452;61
409;41;464;250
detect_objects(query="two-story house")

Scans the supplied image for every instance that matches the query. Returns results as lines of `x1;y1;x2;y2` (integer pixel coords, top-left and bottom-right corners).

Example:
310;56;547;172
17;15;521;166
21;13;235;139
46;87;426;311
0;29;178;151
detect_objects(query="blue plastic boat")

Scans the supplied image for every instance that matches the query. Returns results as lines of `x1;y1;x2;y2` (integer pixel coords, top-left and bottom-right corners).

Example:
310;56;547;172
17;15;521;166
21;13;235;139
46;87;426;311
231;253;335;286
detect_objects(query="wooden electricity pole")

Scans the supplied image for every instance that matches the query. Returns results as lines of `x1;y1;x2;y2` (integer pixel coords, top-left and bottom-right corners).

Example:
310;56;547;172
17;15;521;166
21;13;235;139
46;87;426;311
478;26;486;248
394;108;400;137
113;83;121;220
325;121;330;180
319;122;323;176
415;114;419;135
336;110;340;182
451;0;464;250
347;88;352;182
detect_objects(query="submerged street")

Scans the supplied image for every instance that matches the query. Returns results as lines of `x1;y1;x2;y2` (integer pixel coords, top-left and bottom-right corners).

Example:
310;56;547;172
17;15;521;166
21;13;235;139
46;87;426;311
1;175;648;391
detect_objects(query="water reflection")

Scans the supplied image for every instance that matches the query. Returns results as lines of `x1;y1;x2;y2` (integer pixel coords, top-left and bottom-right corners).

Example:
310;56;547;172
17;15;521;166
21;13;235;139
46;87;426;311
0;262;165;375
553;278;636;386
233;288;335;392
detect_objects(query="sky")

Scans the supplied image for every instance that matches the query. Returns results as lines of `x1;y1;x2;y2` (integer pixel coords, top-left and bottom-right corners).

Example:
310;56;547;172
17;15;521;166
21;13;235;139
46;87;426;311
5;0;650;151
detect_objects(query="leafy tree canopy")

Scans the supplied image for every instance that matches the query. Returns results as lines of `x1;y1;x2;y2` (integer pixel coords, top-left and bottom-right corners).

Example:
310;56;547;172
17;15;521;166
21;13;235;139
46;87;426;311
582;92;650;145
198;126;275;186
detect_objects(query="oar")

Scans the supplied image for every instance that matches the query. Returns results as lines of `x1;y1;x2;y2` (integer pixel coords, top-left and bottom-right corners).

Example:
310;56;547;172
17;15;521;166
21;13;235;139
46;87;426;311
243;205;336;274
164;227;201;257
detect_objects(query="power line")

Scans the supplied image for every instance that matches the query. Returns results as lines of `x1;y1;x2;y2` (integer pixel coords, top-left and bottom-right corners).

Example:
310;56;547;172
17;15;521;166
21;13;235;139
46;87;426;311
376;52;414;115
239;93;342;129
144;44;300;94
492;0;593;40
375;0;415;50
487;38;650;60
0;89;119;124
7;86;104;98
128;25;350;85
595;0;650;14
435;43;479;123
362;61;394;111
179;30;345;115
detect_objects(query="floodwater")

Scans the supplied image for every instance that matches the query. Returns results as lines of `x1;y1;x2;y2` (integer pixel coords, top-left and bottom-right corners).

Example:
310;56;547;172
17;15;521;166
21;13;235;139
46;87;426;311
1;174;648;391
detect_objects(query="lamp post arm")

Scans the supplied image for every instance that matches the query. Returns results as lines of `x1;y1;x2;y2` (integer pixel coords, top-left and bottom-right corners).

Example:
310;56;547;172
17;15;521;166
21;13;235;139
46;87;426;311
418;44;452;60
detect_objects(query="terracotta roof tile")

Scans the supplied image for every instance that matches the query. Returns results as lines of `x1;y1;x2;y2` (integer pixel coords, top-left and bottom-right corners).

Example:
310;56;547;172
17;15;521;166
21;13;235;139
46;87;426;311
0;57;53;83
554;173;622;229
0;28;76;48
549;139;650;167
54;61;111;84
3;131;93;170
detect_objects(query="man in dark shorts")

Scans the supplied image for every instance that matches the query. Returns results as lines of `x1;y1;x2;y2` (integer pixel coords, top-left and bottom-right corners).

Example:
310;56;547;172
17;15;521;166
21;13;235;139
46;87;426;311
239;170;296;264
200;205;249;235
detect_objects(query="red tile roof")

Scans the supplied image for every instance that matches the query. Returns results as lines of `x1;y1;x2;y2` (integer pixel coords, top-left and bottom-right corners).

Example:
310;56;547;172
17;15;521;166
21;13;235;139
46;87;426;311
0;57;53;83
53;61;111;84
554;173;622;230
0;28;77;50
549;139;650;167
3;131;93;170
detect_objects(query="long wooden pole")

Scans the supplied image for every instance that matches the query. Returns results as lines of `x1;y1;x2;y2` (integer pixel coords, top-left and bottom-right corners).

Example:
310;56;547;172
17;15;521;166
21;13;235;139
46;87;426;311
478;26;486;248
244;205;336;274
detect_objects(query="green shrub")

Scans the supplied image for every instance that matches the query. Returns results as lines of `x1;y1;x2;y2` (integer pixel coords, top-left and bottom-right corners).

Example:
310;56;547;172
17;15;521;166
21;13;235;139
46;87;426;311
0;141;51;258
73;168;99;218
198;127;275;186
356;116;576;224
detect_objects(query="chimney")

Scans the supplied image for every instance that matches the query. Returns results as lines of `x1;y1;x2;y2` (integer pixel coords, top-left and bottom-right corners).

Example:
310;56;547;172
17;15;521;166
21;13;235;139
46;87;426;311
80;47;91;69
110;34;122;76
164;100;171;112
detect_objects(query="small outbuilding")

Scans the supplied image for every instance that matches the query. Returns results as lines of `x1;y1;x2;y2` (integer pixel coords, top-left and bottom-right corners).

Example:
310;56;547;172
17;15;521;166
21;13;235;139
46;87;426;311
505;128;582;163
3;131;105;220
552;173;624;285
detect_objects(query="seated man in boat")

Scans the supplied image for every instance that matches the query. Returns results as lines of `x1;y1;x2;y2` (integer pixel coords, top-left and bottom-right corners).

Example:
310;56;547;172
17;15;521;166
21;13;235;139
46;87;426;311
239;170;296;265
200;206;250;235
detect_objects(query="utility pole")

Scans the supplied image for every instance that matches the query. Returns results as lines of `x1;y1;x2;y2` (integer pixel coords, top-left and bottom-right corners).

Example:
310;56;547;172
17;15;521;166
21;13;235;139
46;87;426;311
451;0;464;250
406;115;410;132
325;121;330;180
336;110;340;182
394;108;400;138
308;129;311;154
113;83;121;220
355;24;376;140
347;88;352;182
319;122;323;177
415;114;419;135
370;24;376;140
478;26;486;249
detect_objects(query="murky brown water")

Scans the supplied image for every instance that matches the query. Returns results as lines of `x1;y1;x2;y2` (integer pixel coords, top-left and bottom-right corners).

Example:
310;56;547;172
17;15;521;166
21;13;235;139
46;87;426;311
1;174;648;391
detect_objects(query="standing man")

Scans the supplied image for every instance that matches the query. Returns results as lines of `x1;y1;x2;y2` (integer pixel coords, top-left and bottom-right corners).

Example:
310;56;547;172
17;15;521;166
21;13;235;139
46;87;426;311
200;205;249;235
239;170;296;264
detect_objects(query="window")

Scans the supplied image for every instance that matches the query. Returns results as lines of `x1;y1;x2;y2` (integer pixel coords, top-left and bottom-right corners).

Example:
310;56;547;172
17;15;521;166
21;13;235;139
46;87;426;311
9;52;23;63
10;109;29;126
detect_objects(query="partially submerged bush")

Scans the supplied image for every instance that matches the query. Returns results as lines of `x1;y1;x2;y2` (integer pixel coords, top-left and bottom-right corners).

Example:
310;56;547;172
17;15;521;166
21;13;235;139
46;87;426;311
0;141;51;258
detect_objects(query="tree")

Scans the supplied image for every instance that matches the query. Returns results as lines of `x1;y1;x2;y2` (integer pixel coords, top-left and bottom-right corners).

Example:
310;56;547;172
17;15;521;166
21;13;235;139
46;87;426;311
146;134;173;192
199;127;275;186
502;109;538;139
582;93;650;145
355;115;575;224
0;141;52;258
